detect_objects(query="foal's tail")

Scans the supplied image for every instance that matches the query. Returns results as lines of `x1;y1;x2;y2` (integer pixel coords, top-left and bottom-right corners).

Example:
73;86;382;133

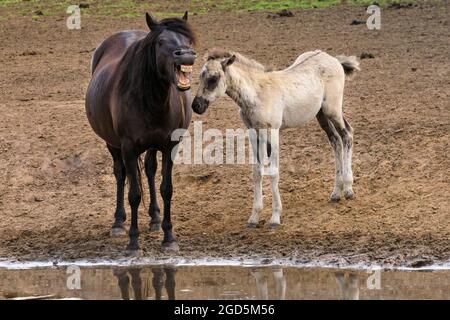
335;55;361;77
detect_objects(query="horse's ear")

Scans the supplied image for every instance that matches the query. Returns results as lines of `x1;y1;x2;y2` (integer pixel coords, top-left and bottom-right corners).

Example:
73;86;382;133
182;11;188;21
221;55;236;70
146;12;158;30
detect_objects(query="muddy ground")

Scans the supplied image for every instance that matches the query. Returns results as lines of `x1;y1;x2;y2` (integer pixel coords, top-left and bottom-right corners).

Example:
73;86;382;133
0;3;449;267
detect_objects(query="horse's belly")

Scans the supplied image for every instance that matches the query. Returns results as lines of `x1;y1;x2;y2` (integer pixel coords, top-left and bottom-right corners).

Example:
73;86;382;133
281;99;322;128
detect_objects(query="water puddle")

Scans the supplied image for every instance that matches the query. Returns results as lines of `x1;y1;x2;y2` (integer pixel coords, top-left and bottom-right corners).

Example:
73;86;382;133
0;265;448;299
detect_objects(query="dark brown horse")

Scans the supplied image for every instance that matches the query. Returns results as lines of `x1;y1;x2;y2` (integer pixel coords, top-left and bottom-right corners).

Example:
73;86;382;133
85;12;197;254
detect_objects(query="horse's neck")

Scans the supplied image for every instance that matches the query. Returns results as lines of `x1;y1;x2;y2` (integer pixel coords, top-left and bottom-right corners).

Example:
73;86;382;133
226;65;260;111
121;40;171;109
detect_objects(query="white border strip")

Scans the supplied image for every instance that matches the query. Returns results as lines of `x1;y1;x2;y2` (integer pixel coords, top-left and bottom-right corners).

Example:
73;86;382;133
0;257;449;271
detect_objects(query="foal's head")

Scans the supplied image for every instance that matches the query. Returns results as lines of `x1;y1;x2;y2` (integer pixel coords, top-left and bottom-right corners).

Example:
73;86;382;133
192;49;236;114
144;12;197;91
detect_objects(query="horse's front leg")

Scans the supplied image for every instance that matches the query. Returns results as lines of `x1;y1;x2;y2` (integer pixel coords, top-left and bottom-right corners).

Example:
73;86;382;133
122;143;141;255
145;149;161;231
160;149;178;251
267;129;282;228
247;130;264;228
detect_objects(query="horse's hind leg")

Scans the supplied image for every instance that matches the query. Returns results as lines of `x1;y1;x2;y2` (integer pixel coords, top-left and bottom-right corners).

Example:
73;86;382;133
316;110;344;202
107;144;127;236
145;149;161;231
122;141;142;255
329;116;355;200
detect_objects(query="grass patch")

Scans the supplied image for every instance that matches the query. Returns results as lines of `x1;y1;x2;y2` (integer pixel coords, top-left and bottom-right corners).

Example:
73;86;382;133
0;0;433;20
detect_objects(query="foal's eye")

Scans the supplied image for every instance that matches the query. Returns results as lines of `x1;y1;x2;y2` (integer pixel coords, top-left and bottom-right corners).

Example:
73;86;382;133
206;76;219;89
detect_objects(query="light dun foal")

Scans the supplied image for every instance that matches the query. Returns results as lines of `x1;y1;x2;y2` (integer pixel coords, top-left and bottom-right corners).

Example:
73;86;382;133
192;49;360;228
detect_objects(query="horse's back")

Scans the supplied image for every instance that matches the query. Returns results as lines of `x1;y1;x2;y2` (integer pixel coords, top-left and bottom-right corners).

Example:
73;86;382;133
91;30;147;74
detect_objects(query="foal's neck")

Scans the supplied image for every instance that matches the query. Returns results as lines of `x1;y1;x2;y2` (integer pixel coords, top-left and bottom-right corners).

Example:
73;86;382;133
225;64;261;110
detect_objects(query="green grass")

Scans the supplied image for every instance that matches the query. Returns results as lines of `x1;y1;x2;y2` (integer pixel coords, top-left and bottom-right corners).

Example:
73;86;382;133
0;0;431;20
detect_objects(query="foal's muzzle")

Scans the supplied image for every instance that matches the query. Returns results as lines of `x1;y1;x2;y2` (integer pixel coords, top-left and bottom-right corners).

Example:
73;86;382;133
192;96;210;114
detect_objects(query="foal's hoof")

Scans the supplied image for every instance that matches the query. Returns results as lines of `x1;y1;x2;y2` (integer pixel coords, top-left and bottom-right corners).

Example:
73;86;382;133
110;227;127;237
149;221;161;232
246;222;259;229
125;248;142;257
329;195;341;203
344;190;356;200
161;241;179;252
268;223;280;229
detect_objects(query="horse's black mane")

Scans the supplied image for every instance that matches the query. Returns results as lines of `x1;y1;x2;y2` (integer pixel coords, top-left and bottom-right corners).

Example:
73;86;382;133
118;17;196;112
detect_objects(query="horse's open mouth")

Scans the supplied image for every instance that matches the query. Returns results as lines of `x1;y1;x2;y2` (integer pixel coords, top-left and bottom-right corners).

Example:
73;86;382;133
175;64;193;91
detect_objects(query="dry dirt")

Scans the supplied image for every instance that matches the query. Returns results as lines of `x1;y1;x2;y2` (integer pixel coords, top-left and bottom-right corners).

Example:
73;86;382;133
0;4;449;267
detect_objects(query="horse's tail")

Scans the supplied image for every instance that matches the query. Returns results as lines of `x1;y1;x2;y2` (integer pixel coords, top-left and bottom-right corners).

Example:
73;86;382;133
335;55;361;77
137;155;147;209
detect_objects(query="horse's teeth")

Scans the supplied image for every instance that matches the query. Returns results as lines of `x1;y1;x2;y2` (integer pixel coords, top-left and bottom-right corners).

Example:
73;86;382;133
180;65;193;72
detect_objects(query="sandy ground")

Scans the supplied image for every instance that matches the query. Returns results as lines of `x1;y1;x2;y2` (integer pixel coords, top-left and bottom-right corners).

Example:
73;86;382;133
0;3;449;267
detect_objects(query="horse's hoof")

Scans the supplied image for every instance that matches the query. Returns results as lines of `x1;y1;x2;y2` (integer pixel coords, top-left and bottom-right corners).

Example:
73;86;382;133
161;241;179;252
149;222;161;232
344;191;356;200
246;222;259;229
268;223;280;229
329;195;341;203
125;248;142;257
110;227;127;237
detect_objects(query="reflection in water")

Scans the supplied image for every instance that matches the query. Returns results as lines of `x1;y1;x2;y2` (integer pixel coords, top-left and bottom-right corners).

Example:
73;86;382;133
251;268;286;300
0;265;448;300
113;267;176;300
113;268;142;300
151;267;176;300
334;272;360;300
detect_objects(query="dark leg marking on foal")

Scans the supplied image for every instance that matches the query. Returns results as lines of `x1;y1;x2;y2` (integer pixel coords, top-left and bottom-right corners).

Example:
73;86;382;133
316;110;344;202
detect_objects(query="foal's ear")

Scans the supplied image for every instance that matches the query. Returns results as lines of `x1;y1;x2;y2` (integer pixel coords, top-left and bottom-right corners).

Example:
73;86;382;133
146;12;158;30
221;55;236;70
182;11;188;21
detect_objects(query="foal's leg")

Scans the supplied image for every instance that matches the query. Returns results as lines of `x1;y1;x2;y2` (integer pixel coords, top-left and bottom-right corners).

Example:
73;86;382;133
107;144;127;236
316;110;344;202
251;269;269;300
267;129;282;228
121;142;141;254
329;116;355;200
273;268;286;300
247;130;264;228
160;149;178;251
145;149;161;231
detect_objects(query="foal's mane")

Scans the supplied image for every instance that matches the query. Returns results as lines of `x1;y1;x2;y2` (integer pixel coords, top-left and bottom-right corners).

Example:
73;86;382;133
207;48;270;72
118;17;196;111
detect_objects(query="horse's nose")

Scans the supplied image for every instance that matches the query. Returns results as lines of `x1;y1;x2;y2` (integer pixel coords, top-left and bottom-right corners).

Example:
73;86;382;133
174;49;197;65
